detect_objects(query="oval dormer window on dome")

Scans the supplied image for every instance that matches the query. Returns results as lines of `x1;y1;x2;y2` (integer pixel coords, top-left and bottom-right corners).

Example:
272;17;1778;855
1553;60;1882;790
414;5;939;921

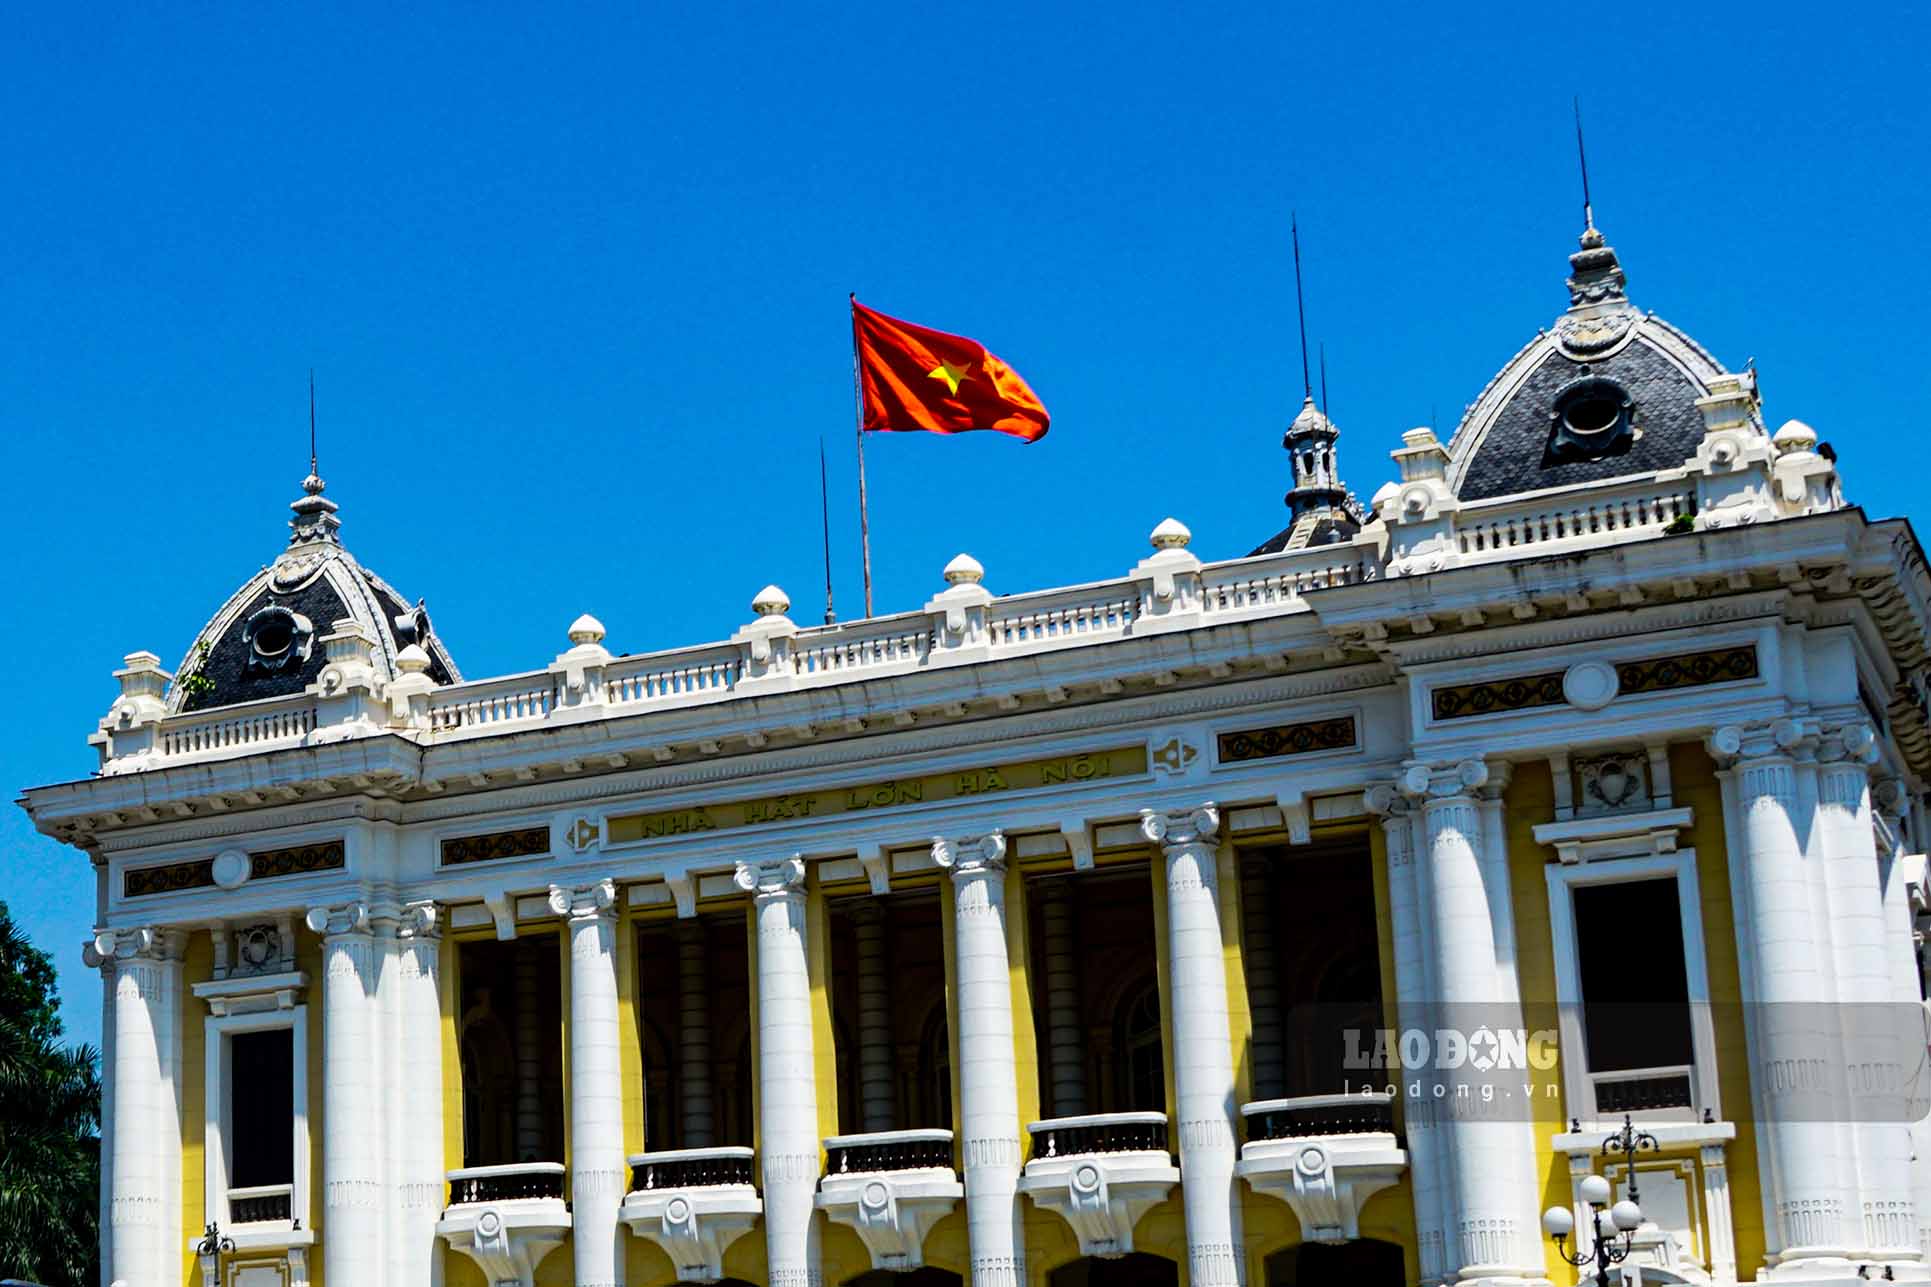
242;606;315;676
1544;376;1639;467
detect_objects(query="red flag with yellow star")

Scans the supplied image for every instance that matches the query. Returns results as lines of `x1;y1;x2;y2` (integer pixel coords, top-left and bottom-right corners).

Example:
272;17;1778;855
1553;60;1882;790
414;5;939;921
852;297;1050;442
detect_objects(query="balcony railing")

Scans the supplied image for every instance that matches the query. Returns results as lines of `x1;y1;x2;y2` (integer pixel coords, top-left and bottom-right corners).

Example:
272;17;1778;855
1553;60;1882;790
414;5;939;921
628;1145;757;1192
1592;1066;1695;1115
446;1162;566;1205
1028;1112;1170;1159
823;1128;955;1175
227;1183;294;1224
1242;1092;1397;1142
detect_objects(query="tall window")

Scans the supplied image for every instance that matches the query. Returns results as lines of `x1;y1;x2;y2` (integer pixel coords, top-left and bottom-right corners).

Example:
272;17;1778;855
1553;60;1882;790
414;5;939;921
1573;878;1695;1112
229;1028;294;1190
458;935;565;1165
1117;981;1165;1112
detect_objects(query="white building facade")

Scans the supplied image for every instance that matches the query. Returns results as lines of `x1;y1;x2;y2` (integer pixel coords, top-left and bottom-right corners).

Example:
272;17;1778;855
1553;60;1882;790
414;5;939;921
22;222;1931;1287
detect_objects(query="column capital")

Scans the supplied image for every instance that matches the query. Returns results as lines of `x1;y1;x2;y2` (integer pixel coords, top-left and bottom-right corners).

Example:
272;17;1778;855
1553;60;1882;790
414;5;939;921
1399;758;1490;803
1362;782;1413;820
1139;803;1219;848
1815;719;1880;767
398;899;442;940
546;878;618;920
734;855;806;900
304;900;371;938
932;831;1007;878
1707;717;1806;766
91;924;185;963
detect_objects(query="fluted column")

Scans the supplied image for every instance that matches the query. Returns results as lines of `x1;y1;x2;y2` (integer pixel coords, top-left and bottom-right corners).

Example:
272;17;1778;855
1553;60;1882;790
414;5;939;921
1711;721;1854;1266
1404;760;1541;1283
550;880;626;1287
93;926;183;1287
734;857;821;1287
1875;778;1931;1258
1816;723;1918;1262
1366;784;1449;1286
678;920;715;1148
933;833;1024;1287
306;901;384;1287
397;902;446;1287
1144;805;1241;1287
854;902;896;1132
1039;881;1087;1116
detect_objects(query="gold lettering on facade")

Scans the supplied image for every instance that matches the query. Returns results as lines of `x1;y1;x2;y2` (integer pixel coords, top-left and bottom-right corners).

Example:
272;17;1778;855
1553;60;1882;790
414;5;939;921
607;746;1145;844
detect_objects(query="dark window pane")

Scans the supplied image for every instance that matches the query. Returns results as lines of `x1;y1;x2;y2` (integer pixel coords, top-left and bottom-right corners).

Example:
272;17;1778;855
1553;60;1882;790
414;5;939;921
230;1027;294;1188
1574;878;1694;1072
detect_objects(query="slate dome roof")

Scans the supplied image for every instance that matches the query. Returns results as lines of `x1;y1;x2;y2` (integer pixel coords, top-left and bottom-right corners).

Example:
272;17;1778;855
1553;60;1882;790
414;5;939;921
165;472;459;714
1445;223;1759;502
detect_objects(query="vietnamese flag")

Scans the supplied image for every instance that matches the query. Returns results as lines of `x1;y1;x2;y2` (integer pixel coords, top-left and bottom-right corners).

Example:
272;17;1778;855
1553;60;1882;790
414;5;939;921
852;297;1050;442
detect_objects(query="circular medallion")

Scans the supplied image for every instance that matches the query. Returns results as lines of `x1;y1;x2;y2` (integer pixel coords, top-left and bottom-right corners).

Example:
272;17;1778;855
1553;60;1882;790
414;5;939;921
1562;661;1619;712
1072;1163;1103;1195
665;1196;692;1224
862;1180;890;1211
211;849;251;890
1296;1145;1329;1176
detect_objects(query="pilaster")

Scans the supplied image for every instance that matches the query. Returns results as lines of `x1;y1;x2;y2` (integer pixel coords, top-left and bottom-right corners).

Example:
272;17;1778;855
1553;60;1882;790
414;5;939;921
93;925;186;1287
303;901;384;1287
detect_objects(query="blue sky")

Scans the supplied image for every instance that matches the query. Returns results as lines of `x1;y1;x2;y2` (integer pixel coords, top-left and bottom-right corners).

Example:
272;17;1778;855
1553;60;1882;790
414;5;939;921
4;3;1926;1051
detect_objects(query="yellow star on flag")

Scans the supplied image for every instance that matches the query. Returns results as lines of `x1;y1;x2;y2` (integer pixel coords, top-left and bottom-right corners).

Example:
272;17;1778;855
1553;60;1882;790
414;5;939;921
927;359;973;396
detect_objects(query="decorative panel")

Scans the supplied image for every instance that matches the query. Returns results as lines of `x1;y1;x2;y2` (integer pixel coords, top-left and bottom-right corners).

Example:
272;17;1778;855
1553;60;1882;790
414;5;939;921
1216;716;1357;763
439;826;550;867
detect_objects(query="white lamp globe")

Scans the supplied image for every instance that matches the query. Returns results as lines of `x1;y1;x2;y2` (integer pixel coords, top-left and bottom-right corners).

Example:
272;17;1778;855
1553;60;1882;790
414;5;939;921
1579;1174;1612;1205
1542;1205;1576;1238
1611;1199;1644;1232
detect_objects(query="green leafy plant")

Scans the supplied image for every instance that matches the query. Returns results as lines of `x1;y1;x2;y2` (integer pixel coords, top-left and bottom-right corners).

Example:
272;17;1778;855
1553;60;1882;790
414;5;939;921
1663;514;1696;536
177;641;216;698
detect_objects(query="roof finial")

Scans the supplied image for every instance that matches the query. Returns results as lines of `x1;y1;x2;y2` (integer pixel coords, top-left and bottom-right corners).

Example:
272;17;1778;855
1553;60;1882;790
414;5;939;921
1574;97;1594;232
289;369;339;545
1292;212;1312;402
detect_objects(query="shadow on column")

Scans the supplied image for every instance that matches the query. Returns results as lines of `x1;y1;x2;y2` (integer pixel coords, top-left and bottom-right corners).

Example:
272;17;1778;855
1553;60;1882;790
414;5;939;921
1047;1253;1180;1286
1264;1238;1405;1284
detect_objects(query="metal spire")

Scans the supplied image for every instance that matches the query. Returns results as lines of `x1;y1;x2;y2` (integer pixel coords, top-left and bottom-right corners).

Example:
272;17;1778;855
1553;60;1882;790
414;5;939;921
1292;212;1312;401
1319;341;1329;424
1574;97;1595;230
308;368;318;478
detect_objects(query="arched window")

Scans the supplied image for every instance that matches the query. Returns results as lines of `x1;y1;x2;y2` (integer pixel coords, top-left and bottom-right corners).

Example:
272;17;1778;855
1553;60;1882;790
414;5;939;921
1265;1238;1405;1284
1115;980;1164;1112
1049;1251;1180;1285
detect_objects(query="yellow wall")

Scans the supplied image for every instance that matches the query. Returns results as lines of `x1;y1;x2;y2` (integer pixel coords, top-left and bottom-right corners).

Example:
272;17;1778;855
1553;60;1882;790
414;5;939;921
1504;750;1765;1285
178;930;210;1287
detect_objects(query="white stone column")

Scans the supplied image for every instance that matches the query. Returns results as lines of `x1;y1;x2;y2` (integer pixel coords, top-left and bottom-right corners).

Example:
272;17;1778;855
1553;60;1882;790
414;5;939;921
932;833;1025;1287
1143;805;1242;1287
94;926;183;1287
1711;722;1855;1269
550;880;627;1287
678;920;715;1148
1404;760;1542;1284
734;857;821;1287
854;901;896;1132
1875;779;1931;1258
398;902;446;1287
1237;857;1284;1104
83;941;117;1287
1039;881;1087;1117
1816;724;1919;1263
1366;784;1449;1286
305;901;384;1287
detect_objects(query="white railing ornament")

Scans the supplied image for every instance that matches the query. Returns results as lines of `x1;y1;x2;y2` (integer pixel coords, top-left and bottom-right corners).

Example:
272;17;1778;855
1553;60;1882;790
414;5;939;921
551;613;612;713
732;586;798;691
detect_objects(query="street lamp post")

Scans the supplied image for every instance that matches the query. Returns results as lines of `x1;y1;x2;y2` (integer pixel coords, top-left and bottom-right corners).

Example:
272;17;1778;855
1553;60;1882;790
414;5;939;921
194;1221;236;1287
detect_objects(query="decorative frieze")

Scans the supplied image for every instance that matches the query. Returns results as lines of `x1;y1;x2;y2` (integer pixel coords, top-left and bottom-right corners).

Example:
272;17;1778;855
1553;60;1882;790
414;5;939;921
1431;645;1759;720
1215;715;1356;763
440;826;549;867
123;839;344;898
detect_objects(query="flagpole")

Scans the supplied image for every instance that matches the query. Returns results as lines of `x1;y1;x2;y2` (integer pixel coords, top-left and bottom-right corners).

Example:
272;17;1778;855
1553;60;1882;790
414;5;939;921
850;294;875;617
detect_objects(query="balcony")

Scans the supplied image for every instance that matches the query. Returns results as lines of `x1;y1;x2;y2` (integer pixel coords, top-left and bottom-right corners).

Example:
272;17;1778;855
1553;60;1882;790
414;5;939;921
436;1163;571;1287
1018;1112;1179;1259
817;1129;963;1273
619;1146;762;1284
226;1183;294;1225
1235;1093;1407;1244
